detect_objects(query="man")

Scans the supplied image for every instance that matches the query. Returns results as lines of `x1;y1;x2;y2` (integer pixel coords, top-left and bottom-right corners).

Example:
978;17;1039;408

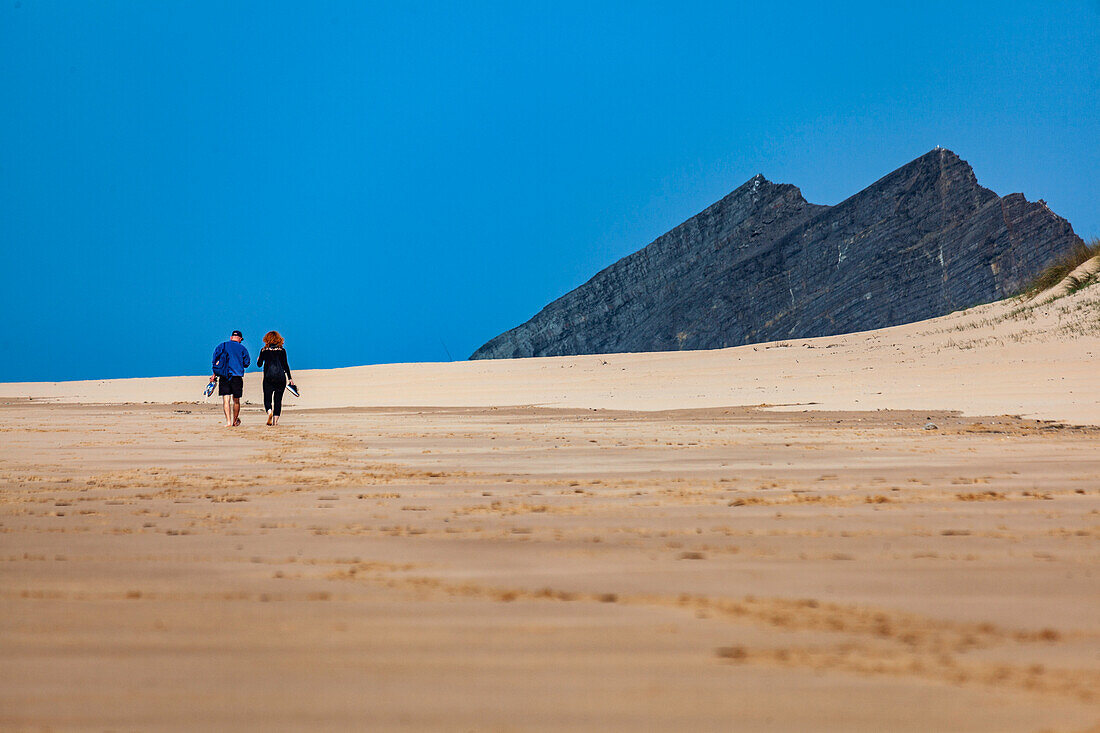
211;330;251;427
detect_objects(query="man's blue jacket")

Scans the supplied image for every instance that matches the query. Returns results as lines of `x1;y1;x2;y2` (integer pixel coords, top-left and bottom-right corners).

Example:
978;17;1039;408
212;341;251;377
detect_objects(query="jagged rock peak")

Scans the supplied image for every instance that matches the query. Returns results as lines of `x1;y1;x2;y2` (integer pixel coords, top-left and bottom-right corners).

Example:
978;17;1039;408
470;150;1081;360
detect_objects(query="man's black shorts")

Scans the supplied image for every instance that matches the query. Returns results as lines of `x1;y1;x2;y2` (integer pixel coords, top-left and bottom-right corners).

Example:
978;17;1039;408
218;376;244;398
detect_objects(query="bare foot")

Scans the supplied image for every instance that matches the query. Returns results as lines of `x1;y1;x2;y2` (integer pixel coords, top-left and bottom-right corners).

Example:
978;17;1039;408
233;418;241;427
266;411;273;426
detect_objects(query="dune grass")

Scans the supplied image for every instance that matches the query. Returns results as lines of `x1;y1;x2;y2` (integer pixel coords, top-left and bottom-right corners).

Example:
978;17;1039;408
1019;237;1100;298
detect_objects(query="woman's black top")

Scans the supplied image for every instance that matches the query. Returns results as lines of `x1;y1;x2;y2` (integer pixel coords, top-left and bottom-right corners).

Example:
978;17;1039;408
257;347;292;381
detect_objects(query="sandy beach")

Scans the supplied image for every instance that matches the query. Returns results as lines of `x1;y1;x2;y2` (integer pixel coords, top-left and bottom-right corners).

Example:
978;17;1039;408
4;280;1099;425
2;288;1099;731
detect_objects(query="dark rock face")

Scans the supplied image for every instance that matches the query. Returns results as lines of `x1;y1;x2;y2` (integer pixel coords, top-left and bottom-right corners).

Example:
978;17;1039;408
471;148;1083;359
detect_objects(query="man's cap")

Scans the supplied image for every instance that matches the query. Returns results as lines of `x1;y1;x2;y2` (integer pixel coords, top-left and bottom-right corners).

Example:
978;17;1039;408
231;330;243;339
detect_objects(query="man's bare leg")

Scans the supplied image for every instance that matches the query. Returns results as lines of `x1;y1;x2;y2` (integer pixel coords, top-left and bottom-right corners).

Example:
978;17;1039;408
222;395;233;427
232;397;241;426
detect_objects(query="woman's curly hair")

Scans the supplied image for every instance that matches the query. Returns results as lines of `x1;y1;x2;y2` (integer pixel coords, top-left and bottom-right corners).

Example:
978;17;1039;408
263;330;284;348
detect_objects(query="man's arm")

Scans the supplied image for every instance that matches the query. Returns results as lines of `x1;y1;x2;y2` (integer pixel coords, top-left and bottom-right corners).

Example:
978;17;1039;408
211;344;223;376
243;347;251;369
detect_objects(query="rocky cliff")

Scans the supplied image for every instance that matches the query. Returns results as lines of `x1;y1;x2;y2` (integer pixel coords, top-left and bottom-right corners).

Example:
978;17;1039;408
471;148;1083;359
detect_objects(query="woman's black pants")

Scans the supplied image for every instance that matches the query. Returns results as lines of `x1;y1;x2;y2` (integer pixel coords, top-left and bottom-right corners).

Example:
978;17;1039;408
263;377;286;416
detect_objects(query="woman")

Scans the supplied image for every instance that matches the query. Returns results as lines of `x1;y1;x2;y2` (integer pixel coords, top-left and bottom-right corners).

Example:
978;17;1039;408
257;330;294;426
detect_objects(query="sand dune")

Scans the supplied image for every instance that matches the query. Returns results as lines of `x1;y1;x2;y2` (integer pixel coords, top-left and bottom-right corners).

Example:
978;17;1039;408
3;286;1099;731
1036;255;1100;304
4;285;1099;424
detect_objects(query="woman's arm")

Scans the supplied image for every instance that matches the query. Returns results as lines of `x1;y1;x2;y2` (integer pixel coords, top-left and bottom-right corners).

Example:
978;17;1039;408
257;348;266;369
283;350;293;382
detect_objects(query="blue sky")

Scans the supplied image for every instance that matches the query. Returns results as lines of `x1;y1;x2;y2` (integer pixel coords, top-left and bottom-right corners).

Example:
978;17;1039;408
2;1;1097;382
